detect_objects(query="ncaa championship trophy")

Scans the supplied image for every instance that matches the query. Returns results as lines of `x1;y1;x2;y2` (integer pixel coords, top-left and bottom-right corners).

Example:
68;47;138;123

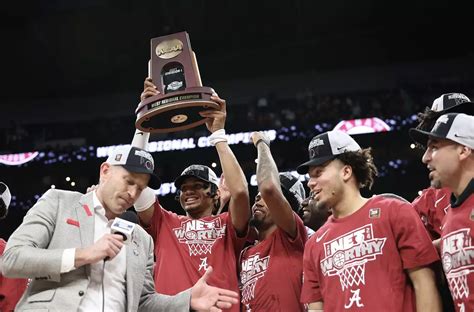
135;31;219;133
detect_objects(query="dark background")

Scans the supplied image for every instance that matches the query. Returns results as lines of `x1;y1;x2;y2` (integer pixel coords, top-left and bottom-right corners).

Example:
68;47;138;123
1;0;474;238
1;0;473;102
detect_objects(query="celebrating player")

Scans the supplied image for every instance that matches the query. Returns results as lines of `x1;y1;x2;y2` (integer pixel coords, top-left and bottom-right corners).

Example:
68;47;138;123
238;131;307;311
411;93;473;245
298;130;441;311
410;112;474;312
131;78;250;311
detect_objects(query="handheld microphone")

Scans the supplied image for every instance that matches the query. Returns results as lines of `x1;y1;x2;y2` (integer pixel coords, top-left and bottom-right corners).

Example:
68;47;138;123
0;182;11;219
111;211;139;244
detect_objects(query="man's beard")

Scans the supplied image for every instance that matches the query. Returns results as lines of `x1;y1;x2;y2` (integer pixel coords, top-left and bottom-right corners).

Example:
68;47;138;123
315;200;330;214
249;215;263;228
431;179;442;189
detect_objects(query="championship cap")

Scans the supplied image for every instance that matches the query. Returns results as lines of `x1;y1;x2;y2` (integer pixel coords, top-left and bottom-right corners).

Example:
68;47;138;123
175;165;219;189
409;113;474;149
0;182;11;219
279;172;306;209
430;93;473;114
297;130;361;174
106;145;161;189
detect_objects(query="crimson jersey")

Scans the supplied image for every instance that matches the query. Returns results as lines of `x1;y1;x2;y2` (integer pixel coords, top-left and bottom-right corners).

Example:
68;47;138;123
412;187;451;239
144;202;247;312
440;184;474;312
0;239;28;312
301;196;439;311
239;212;308;311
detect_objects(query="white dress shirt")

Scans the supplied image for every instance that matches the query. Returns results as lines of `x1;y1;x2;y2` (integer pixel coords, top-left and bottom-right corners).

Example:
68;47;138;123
61;192;127;312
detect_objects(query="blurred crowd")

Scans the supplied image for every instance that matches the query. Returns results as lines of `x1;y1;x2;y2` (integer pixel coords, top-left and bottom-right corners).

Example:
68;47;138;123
2;82;473;153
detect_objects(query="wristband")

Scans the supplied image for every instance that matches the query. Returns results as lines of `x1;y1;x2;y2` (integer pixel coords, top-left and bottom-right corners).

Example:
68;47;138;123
131;129;150;149
134;187;156;212
208;129;228;146
255;138;270;148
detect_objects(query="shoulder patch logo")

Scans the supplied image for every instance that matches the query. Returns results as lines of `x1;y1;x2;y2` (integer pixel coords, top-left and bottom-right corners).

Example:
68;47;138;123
369;208;380;219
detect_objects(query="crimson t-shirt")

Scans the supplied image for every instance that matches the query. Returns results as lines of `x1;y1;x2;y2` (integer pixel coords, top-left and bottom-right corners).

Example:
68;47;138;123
144;202;247;312
301;196;439;311
440;192;474;312
239;212;308;311
412;187;451;239
0;239;28;312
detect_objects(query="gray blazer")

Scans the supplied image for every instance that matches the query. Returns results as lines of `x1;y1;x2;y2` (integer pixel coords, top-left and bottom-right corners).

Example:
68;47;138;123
2;189;190;312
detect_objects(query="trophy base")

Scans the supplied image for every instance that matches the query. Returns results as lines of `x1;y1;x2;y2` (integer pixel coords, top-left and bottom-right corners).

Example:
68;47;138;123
135;87;219;133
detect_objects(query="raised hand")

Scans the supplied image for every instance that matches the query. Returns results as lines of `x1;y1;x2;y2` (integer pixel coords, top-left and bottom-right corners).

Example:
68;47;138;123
250;131;271;148
190;266;239;312
140;77;160;102
199;93;226;133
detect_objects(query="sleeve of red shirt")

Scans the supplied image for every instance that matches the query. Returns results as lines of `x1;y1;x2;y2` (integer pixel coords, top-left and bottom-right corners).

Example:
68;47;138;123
0;238;28;312
411;187;437;235
391;199;440;269
222;211;248;255
140;200;163;242
300;237;322;304
285;212;308;247
0;239;5;304
412;188;434;216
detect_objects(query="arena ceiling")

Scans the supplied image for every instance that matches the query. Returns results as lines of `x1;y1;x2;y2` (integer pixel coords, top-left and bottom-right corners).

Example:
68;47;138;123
1;0;472;101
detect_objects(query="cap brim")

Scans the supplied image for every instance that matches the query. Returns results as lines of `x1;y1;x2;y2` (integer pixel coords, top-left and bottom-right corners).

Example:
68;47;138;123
123;165;161;189
174;174;209;189
296;155;335;174
442;102;474;115
409;128;446;147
